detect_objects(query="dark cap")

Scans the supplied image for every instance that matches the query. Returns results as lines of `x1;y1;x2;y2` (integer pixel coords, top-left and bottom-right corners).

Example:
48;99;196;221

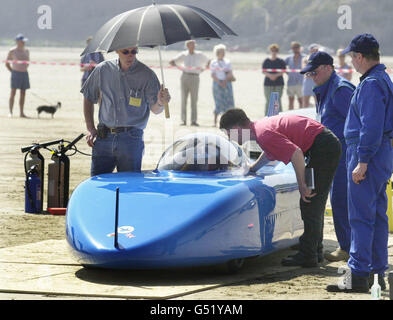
341;33;379;55
15;33;28;42
300;51;334;74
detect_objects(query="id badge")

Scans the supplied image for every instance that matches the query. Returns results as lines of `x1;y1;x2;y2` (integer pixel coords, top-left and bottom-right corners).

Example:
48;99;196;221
129;96;141;107
129;89;142;107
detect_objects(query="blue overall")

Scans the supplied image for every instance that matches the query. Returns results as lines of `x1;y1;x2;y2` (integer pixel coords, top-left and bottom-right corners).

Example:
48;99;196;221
344;64;393;277
313;72;355;253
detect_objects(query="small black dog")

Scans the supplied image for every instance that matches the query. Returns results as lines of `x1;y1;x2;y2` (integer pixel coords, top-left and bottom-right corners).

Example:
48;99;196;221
37;102;61;118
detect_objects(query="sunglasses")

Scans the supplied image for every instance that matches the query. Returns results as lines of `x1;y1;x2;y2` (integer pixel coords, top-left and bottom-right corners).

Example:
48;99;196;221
306;70;318;77
306;65;325;77
121;48;138;55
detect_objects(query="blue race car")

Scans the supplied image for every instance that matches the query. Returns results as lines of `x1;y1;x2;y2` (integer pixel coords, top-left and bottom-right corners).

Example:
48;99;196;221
66;132;303;271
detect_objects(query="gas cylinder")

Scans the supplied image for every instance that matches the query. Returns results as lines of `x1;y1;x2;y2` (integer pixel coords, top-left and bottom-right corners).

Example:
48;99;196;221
47;152;70;208
25;165;42;213
24;148;44;212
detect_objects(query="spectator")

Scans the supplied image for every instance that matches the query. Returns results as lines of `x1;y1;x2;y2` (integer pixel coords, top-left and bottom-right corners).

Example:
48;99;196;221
302;44;319;108
169;40;209;126
5;34;30;118
80;36;105;87
210;44;235;127
336;48;353;82
262;43;286;115
285;41;306;110
81;46;170;176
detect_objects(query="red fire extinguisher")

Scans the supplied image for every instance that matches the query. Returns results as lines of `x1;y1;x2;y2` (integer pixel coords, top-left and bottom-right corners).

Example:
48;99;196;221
47;134;85;208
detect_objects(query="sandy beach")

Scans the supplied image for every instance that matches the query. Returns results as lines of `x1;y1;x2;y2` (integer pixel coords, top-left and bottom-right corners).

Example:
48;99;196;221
1;46;393;300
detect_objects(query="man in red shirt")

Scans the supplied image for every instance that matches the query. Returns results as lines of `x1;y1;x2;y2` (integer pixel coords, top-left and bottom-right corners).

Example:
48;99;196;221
220;109;341;267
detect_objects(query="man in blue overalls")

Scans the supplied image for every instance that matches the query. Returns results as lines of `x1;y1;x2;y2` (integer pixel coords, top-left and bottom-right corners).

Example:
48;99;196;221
327;34;393;293
300;52;355;263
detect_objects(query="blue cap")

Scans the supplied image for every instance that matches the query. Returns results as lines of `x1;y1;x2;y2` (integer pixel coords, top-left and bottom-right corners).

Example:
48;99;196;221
341;33;379;55
300;51;334;74
15;33;28;42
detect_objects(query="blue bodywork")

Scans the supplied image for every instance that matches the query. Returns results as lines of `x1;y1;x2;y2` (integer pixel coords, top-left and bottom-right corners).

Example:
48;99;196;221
66;134;303;269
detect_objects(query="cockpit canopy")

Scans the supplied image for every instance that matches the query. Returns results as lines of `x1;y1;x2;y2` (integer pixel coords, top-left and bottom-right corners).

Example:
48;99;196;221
157;133;248;172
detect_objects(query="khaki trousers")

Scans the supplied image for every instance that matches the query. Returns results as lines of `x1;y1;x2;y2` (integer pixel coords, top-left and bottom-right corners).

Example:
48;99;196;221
181;72;199;123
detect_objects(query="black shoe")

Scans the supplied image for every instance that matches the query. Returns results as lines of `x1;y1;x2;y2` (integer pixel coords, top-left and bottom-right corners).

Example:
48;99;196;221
318;254;324;263
369;273;386;290
290;243;300;251
281;252;318;268
191;122;199;126
326;272;369;293
290;243;323;262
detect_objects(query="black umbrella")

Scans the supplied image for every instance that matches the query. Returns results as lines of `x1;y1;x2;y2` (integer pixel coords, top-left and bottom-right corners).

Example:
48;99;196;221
82;3;237;118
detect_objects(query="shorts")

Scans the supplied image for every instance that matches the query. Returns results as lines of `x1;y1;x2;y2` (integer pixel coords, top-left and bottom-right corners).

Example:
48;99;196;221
287;84;303;98
11;70;30;90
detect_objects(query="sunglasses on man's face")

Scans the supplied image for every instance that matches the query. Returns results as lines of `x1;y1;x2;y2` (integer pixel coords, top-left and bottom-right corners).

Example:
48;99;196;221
121;49;138;55
306;70;318;77
306;66;325;77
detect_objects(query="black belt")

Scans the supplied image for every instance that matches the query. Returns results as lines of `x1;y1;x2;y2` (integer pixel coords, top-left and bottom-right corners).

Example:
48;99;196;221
108;126;135;134
183;72;199;76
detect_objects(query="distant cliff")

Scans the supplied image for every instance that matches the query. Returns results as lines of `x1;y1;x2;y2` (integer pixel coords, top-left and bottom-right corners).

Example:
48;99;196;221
1;0;392;54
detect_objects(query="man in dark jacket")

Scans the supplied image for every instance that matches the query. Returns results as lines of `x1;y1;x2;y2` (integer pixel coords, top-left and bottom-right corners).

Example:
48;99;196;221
300;51;355;263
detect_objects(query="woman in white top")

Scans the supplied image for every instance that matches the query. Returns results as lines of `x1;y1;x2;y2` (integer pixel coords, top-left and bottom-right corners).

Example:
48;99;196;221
210;44;235;127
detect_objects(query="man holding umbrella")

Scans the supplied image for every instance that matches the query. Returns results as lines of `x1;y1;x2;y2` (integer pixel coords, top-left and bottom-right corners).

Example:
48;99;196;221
81;46;170;176
80;4;236;175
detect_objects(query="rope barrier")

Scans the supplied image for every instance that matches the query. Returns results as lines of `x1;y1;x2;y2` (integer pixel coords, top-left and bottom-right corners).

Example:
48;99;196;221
4;59;392;73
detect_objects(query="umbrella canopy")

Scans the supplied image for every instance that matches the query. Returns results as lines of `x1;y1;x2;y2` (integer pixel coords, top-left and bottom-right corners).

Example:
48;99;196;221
82;3;237;119
82;4;237;55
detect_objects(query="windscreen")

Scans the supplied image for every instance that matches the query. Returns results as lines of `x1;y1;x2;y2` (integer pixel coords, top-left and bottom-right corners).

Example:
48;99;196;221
157;133;247;172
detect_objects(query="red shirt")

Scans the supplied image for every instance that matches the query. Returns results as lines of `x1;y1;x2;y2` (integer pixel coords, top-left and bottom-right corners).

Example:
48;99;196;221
250;115;325;164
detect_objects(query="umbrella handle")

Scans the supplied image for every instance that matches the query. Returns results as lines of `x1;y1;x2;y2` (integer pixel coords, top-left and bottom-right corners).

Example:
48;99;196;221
158;45;170;119
164;102;170;118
